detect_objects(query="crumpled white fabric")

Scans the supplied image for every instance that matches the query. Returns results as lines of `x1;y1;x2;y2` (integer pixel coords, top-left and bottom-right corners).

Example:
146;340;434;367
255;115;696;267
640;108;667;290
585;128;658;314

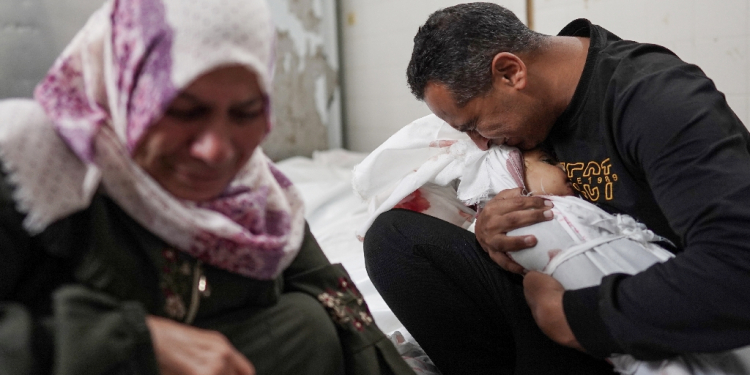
352;114;523;239
612;347;750;375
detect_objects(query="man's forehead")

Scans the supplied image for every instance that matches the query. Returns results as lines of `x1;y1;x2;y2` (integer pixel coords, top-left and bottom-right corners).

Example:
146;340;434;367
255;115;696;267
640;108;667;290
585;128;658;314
424;82;460;124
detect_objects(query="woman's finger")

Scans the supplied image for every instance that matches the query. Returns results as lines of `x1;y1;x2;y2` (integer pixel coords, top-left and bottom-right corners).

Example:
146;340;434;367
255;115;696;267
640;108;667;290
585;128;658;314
147;316;256;375
229;348;255;375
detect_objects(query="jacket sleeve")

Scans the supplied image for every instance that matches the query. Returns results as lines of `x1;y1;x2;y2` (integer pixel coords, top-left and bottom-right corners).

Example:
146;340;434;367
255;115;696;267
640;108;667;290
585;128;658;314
0;173;160;375
283;224;416;375
565;64;750;359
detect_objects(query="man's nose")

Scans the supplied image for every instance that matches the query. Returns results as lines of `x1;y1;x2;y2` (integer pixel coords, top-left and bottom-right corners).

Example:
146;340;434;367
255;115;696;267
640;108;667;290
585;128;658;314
191;122;235;166
468;131;492;151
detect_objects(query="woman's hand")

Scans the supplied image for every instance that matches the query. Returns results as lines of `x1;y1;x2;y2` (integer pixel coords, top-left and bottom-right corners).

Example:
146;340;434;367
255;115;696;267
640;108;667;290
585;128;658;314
146;316;255;375
475;188;554;274
523;271;583;351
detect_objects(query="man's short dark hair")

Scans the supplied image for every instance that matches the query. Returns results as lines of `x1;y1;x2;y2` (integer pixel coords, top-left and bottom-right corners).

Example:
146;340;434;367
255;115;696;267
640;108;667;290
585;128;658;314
407;2;545;106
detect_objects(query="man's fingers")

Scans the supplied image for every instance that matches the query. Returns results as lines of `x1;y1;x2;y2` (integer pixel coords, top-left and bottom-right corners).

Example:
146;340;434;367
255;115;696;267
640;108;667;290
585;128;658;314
494;187;525;200
480;231;537;252
481;209;553;238
488;251;526;274
503;208;553;232
482;234;534;274
474;188;555;273
493;187;561;211
483;195;553;218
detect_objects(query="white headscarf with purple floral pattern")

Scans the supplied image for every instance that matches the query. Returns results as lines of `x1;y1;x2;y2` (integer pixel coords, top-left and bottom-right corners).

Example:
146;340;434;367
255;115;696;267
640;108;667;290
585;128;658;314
0;0;305;280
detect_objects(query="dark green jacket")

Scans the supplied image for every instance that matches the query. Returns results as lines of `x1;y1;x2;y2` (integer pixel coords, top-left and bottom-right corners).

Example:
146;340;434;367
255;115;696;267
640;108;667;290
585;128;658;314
0;171;413;375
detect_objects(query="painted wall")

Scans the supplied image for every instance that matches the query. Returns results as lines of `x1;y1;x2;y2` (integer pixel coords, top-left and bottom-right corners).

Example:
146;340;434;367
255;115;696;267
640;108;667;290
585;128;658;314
5;1;746;156
266;0;342;161
0;0;342;161
339;0;750;152
0;0;104;99
338;0;528;152
532;0;750;133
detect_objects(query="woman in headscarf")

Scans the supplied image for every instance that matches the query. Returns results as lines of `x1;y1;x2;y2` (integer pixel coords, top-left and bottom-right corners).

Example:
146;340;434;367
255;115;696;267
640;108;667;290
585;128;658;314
0;1;413;374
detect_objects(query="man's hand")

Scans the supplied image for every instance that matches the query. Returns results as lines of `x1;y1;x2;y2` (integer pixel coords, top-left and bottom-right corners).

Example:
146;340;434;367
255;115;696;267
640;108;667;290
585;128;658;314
523;271;583;351
475;188;554;274
146;315;255;375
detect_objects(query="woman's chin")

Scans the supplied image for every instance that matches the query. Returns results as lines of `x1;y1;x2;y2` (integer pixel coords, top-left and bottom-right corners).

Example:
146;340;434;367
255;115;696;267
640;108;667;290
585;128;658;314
162;179;228;202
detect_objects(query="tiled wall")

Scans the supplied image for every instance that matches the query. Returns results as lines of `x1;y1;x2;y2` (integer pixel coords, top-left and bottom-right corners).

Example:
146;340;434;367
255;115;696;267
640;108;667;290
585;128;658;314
340;0;750;152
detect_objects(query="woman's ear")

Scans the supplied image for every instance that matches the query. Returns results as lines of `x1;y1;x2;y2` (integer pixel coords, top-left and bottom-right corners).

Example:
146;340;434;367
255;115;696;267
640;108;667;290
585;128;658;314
490;52;527;90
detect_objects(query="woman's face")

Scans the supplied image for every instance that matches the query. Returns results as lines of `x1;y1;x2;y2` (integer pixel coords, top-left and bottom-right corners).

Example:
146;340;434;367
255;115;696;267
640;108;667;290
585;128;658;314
133;66;268;201
523;148;575;196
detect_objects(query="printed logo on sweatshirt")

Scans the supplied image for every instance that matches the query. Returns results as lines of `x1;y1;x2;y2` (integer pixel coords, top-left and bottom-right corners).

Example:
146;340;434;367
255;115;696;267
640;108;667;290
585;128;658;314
561;158;618;201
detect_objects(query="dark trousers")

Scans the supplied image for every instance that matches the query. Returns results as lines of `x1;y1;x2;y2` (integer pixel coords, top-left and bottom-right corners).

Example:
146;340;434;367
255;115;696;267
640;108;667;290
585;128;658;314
364;209;615;375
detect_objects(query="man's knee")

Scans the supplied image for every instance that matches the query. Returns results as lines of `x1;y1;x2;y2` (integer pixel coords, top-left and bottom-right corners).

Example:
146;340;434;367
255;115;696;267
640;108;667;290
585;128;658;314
363;210;411;277
364;209;416;257
366;209;408;241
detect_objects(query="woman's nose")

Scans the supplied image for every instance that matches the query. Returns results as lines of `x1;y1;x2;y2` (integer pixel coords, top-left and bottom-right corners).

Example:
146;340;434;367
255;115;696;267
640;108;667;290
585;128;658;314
191;123;235;166
468;131;492;151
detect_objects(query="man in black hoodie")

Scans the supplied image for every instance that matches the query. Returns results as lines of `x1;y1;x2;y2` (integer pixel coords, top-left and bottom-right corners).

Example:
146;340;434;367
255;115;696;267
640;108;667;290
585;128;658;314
364;2;750;374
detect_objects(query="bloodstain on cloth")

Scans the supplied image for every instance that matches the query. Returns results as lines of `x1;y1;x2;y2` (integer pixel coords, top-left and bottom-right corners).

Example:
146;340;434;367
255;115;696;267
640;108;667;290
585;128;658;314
394;189;431;213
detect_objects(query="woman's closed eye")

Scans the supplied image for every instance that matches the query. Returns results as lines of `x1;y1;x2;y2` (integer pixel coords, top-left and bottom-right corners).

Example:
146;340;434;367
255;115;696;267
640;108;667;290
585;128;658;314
229;107;265;123
165;105;210;121
228;98;266;124
164;104;265;124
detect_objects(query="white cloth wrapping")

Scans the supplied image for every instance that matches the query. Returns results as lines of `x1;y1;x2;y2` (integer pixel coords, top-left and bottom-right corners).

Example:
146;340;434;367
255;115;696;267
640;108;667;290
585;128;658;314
352;113;750;375
508;195;674;289
353;114;523;239
510;199;750;375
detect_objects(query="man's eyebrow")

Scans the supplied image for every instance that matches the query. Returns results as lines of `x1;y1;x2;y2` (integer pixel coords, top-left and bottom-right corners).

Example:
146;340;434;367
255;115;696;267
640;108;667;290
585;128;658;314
455;117;478;132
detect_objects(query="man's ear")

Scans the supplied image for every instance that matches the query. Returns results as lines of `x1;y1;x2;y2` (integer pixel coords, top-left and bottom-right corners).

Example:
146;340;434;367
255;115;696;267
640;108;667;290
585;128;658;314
491;52;527;90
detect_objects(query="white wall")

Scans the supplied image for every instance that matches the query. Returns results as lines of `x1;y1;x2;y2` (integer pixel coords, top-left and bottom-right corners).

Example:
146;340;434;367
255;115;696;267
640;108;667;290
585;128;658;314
339;0;527;152
341;0;750;152
0;0;105;99
0;0;342;160
533;0;750;132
